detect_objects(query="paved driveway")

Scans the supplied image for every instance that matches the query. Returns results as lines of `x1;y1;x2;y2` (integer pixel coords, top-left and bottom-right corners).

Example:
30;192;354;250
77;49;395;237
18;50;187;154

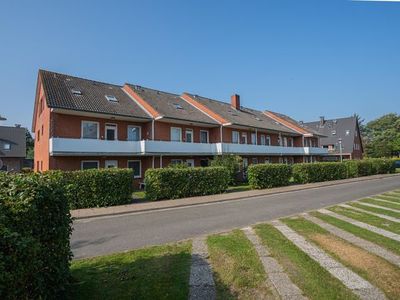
72;175;400;259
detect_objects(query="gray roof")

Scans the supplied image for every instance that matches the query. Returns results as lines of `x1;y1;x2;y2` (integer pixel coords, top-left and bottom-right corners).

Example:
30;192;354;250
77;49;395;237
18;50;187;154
185;93;298;134
39;70;151;120
0;126;26;158
304;116;358;153
126;85;219;125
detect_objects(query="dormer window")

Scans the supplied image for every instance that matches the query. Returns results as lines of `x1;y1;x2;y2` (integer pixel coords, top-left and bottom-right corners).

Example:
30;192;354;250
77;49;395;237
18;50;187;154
3;143;11;151
331;130;336;135
105;95;118;102
71;89;82;95
173;103;183;109
345;130;350;136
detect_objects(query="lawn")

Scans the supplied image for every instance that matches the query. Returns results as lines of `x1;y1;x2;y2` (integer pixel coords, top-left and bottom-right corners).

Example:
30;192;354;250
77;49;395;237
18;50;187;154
69;242;191;300
359;198;400;211
348;202;400;219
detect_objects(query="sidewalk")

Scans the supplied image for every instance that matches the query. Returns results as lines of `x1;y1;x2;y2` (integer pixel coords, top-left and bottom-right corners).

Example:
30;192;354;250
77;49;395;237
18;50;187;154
71;173;400;219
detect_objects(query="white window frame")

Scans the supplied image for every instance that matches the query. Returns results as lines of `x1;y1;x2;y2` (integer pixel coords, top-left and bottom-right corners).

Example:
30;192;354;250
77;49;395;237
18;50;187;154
170;127;182;142
185;129;194;143
105;123;118;141
288;137;293;147
81;160;99;170
170;159;184;165
241;132;248;144
81;121;99;139
200;130;209;143
3;143;11;151
232;131;240;144
186;159;195;167
266;135;271;146
251;133;257;145
127;125;141;141
283;137;288;147
260;135;266;146
128;160;142;179
105;160;118;168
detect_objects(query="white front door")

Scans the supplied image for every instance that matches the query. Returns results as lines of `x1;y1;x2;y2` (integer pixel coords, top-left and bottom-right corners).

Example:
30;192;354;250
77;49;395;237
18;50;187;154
105;160;118;168
171;127;182;142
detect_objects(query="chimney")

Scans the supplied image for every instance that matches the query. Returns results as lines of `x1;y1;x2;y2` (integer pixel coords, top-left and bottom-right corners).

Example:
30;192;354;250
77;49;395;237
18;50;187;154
231;94;240;110
319;116;325;126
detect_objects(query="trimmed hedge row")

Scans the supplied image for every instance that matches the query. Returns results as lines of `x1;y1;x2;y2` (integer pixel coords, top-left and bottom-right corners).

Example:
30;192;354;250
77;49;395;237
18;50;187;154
292;162;348;184
62;168;134;209
248;164;292;189
145;167;230;200
0;172;72;299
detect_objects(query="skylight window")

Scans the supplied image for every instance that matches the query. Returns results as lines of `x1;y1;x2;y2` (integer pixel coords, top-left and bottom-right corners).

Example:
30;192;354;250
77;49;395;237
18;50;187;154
255;117;262;121
345;130;350;136
173;103;183;109
332;130;336;135
105;95;118;102
71;89;82;95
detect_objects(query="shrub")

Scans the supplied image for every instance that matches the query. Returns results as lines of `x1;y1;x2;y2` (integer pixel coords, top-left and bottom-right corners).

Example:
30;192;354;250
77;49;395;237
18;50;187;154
62;168;134;209
344;158;395;177
293;162;348;184
343;160;359;178
0;171;72;299
210;155;242;185
247;164;292;189
145;167;230;200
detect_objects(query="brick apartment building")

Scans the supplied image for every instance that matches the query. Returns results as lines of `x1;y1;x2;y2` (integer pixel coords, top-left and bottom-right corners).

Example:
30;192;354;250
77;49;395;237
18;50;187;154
32;70;328;186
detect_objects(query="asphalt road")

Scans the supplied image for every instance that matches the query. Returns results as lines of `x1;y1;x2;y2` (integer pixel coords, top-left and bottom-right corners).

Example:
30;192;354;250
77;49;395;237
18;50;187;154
72;176;400;259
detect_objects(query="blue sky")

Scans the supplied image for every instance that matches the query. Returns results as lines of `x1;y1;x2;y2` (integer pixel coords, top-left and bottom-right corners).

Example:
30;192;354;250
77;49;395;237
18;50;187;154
0;0;399;131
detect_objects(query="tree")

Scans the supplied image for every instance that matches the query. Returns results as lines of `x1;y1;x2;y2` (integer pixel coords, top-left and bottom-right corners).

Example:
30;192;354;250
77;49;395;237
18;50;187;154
26;129;34;159
364;113;400;158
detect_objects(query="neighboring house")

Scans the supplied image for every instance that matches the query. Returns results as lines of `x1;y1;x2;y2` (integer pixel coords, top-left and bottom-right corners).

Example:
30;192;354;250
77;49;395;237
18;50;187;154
32;70;328;186
0;125;26;171
304;116;363;161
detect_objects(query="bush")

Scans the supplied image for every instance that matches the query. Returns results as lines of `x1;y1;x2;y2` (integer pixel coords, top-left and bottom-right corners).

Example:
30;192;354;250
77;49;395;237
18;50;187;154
248;164;292;189
62;168;134;209
344;158;395;177
343;160;359;178
293;162;347;184
210;155;242;185
145;167;230;200
0;172;72;299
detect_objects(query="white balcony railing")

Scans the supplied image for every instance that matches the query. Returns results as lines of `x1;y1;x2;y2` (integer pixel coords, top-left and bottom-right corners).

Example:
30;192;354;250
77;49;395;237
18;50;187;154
49;138;328;156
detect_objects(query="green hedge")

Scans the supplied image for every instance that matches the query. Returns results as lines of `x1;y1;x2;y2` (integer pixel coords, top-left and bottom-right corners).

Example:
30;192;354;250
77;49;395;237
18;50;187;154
248;164;292;189
0;172;72;299
293;162;348;184
344;158;395;177
210;155;242;185
62;168;134;209
145;167;230;200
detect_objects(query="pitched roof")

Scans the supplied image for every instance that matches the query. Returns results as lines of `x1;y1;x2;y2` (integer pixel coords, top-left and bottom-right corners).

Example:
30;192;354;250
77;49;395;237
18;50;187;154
125;85;219;125
0;126;26;158
184;93;298;134
303;116;358;153
39;70;151;120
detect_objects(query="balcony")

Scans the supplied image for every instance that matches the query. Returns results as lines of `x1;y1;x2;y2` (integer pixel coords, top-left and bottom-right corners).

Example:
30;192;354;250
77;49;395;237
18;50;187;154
49;138;328;157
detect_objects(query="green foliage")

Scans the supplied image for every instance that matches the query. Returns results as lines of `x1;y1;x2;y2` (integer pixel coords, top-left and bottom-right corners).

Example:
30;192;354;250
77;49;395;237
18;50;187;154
145;167;230;200
293;162;348;184
25;128;34;159
210;155;242;185
62;168;134;209
0;172;72;299
364;113;400;158
247;163;292;189
343;160;359;178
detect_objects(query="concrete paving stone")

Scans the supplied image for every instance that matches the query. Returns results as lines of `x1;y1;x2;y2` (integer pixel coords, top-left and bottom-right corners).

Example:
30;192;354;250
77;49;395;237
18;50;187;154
303;213;400;268
272;220;386;300
370;197;400;205
355;201;400;213
268;272;306;297
260;256;284;273
339;204;400;223
355;288;387;300
318;209;400;242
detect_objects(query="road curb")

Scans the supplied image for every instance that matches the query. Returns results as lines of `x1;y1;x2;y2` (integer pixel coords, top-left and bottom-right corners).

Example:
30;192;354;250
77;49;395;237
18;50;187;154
72;173;400;220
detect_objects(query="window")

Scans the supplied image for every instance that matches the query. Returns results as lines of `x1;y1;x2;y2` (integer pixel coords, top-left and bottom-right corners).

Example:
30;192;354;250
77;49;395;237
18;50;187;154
345;130;350;136
241;133;247;144
283;137;288;147
287;137;293;147
186;159;195;167
171;127;182;142
127;125;141;141
170;159;183;166
266;135;271;146
105;95;118;102
185;129;193;143
37;130;40;142
331;130;336;135
71;89;82;95
173;103;183;109
277;137;281;146
82;121;99;139
200;130;209;143
105;160;118;168
232;131;240;144
81;161;99;170
128;160;141;178
41;125;44;136
105;124;117;141
252;157;258;164
328;144;335;151
200;159;209;167
251;133;257;145
3;143;11;151
260;135;266;145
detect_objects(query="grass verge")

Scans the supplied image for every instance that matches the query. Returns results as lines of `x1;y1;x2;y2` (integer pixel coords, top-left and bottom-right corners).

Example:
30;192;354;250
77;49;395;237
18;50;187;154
283;217;400;300
207;230;272;299
226;183;252;193
359;198;400;211
348;202;400;219
328;206;400;234
69;242;191;300
255;223;358;300
375;195;400;203
311;211;400;256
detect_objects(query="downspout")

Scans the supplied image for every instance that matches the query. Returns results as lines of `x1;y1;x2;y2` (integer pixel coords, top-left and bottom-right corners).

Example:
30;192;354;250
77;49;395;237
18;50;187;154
151;119;155;140
220;125;223;155
255;128;258;145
